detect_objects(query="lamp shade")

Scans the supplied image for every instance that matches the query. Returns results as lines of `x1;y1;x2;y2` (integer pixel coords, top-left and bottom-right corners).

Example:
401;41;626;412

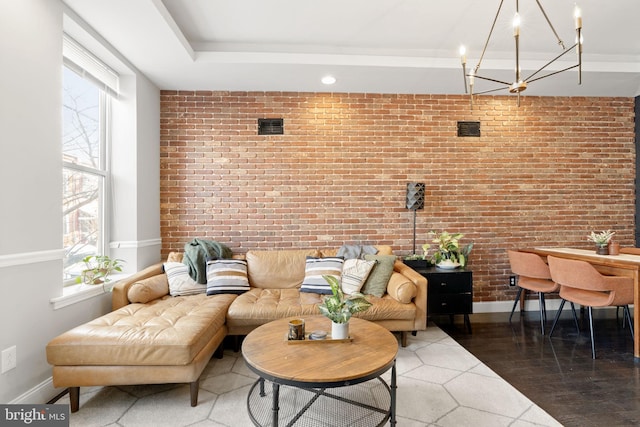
406;183;425;210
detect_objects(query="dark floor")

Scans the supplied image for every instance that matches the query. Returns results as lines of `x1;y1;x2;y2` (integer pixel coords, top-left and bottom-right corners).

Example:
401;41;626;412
434;308;640;427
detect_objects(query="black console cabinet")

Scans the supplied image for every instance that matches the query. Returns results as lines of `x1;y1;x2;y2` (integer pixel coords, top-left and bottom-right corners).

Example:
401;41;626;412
415;267;473;333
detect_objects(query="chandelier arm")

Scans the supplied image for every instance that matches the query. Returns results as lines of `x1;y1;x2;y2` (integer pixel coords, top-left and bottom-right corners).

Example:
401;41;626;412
522;42;578;82
526;64;580;84
474;0;506;72
474;86;510;95
471;74;512;86
462;65;468;94
534;0;565;50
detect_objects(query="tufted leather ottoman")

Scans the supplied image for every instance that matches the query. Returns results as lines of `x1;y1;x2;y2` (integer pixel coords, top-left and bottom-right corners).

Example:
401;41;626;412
46;293;236;412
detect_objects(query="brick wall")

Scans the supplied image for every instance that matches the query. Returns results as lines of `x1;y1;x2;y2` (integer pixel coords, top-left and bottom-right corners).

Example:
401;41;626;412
160;92;636;303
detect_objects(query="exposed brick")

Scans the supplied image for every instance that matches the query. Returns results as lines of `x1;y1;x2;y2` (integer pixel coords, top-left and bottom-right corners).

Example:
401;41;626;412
160;92;636;303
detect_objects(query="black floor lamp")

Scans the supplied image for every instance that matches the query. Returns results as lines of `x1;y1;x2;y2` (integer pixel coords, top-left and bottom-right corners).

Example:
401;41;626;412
406;183;425;255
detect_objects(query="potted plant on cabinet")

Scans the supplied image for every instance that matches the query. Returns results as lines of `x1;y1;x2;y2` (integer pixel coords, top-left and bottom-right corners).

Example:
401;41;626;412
403;243;433;270
77;255;125;285
318;275;372;339
426;231;473;269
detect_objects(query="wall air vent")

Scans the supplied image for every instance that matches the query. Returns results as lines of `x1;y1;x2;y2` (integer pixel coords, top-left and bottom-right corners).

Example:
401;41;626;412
258;118;284;135
457;121;481;137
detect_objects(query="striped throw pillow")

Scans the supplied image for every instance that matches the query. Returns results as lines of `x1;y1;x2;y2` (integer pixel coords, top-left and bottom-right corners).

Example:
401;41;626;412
341;258;376;295
164;262;207;296
300;256;344;294
206;259;250;295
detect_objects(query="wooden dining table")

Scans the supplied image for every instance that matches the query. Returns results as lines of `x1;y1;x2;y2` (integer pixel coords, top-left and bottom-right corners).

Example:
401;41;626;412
521;247;640;360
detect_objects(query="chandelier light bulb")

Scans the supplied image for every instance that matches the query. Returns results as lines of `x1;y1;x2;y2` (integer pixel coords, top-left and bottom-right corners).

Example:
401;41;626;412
574;6;582;29
459;45;467;65
513;12;521;36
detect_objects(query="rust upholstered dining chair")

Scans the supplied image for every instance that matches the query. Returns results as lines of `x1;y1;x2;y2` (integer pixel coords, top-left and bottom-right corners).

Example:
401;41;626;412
507;250;575;335
547;255;634;359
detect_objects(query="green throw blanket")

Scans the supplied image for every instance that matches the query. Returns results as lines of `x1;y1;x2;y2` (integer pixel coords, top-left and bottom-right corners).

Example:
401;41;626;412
183;238;233;284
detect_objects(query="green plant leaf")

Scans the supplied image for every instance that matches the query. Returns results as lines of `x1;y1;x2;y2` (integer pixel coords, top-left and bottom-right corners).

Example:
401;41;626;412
318;275;372;323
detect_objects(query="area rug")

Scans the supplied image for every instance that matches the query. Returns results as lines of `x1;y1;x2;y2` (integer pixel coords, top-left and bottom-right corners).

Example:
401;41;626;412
55;326;561;426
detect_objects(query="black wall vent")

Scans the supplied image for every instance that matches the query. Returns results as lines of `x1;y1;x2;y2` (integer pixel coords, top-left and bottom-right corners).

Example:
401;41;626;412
258;118;284;135
457;121;481;137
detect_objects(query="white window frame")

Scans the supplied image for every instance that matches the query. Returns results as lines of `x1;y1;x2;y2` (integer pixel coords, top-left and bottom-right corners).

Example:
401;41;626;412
61;34;118;289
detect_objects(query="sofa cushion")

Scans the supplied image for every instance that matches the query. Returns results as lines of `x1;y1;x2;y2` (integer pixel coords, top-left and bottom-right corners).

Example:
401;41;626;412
246;249;321;289
46;293;237;366
362;254;396;297
226;288;322;328
206;259;250;295
353;295;417;321
341;258;376;295
300;256;344;294
167;252;183;263
386;272;417;304
127;274;169;303
164;262;207;296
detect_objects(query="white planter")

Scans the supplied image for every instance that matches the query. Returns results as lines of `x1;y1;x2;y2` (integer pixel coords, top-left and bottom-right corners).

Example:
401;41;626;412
331;321;349;340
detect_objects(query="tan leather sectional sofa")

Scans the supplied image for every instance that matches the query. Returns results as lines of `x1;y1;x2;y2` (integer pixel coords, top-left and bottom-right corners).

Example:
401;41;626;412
46;245;426;412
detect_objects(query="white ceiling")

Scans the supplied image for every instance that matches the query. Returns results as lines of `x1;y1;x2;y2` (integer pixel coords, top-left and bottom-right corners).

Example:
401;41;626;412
63;0;640;97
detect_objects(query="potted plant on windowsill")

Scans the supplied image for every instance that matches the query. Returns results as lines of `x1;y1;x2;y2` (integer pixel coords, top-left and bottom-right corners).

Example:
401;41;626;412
77;255;125;285
318;275;372;339
587;230;615;255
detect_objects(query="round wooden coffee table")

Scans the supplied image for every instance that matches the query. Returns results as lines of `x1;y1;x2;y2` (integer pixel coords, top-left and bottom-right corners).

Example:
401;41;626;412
242;316;398;426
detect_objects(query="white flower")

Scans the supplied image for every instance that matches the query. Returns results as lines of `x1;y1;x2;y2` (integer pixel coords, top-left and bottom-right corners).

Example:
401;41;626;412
587;230;615;246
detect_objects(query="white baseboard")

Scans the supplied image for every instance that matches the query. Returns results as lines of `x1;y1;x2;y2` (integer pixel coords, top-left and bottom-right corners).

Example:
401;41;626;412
10;376;60;404
473;299;565;313
472;300;632;314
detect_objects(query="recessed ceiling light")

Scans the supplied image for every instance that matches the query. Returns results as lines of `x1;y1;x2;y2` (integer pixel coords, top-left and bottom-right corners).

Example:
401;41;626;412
321;75;336;85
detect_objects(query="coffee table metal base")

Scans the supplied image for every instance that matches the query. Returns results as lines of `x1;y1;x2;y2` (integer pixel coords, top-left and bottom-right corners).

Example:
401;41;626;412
247;362;396;427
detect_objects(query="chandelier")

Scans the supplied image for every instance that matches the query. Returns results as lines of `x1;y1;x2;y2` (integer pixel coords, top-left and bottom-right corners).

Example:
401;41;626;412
459;0;583;107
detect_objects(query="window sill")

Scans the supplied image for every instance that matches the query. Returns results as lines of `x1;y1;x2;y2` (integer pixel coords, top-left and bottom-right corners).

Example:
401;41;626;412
50;273;130;310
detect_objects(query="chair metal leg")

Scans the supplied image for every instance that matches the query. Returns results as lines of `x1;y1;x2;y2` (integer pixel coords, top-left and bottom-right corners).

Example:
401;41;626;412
549;299;566;337
509;287;523;322
570;302;580;332
624;305;634;339
588;306;596;359
538;292;546;335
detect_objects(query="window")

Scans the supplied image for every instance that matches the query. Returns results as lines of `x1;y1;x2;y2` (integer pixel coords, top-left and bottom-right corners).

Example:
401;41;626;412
62;35;118;285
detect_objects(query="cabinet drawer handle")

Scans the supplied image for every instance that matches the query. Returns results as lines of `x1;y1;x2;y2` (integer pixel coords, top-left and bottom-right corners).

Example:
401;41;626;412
441;302;447;306
440;282;447;286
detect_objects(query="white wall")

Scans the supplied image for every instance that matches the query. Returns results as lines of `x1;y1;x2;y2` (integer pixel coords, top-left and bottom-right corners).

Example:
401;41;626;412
0;0;161;404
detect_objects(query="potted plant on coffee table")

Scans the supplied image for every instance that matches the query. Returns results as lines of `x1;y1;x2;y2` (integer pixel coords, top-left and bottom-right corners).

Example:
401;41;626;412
318;275;372;339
